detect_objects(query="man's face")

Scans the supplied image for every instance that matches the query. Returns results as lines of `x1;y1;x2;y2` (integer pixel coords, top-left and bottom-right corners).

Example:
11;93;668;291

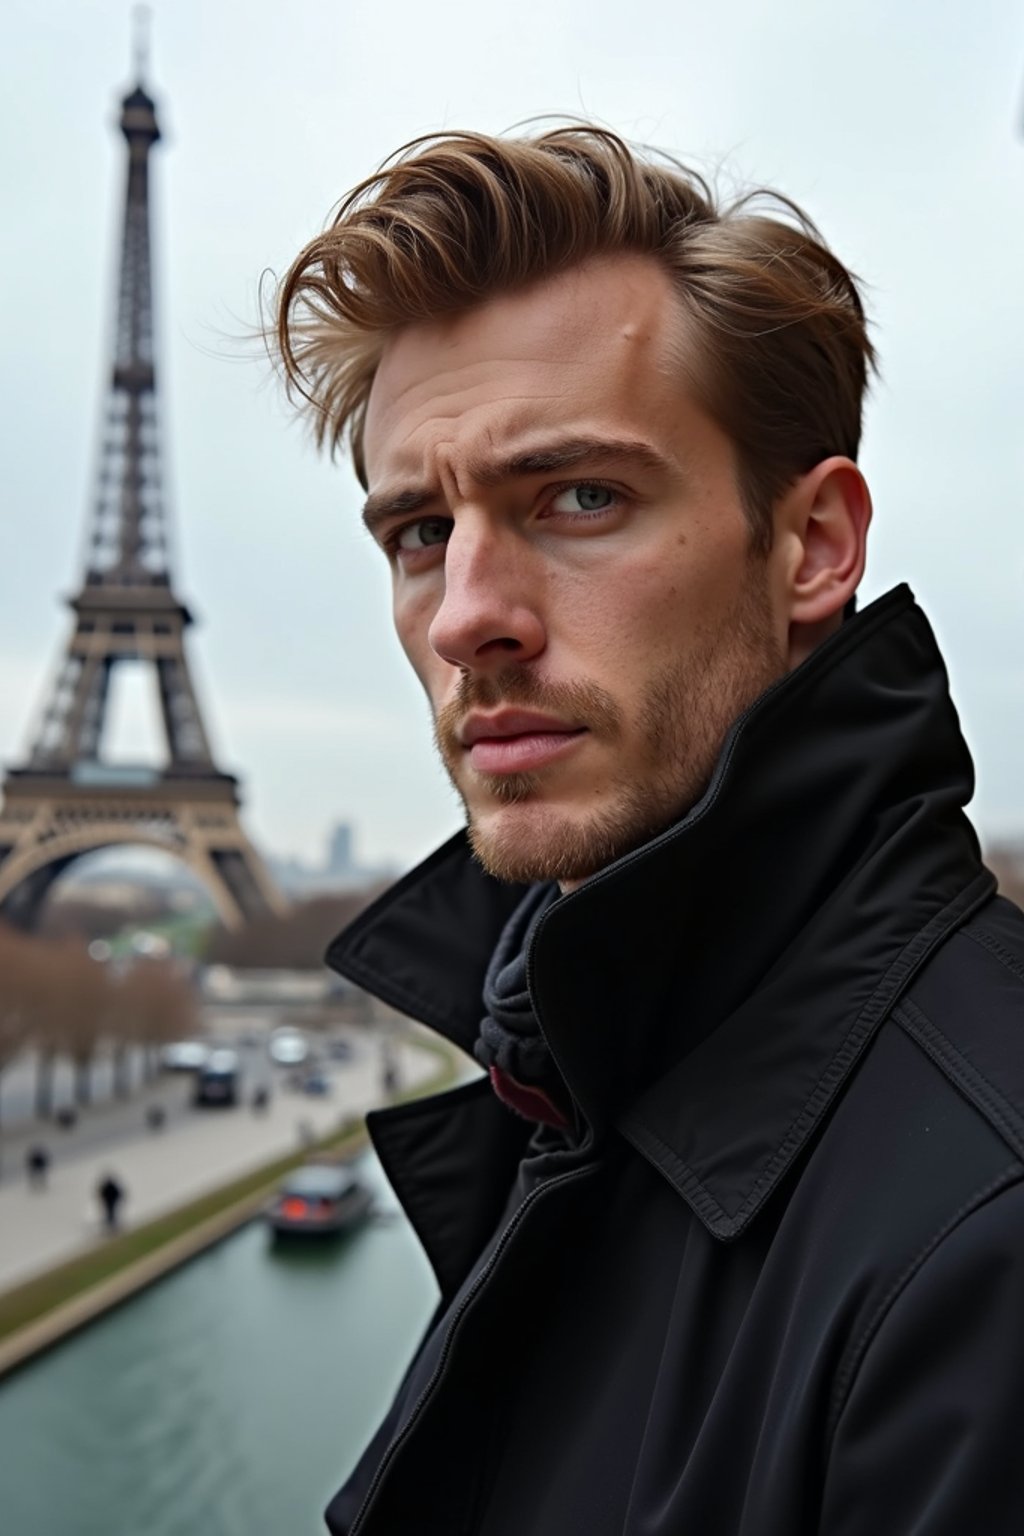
361;254;791;886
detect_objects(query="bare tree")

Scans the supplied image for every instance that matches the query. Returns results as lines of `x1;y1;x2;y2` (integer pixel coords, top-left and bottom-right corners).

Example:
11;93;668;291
112;958;199;1079
7;930;66;1118
0;926;34;1130
52;942;108;1107
0;925;201;1120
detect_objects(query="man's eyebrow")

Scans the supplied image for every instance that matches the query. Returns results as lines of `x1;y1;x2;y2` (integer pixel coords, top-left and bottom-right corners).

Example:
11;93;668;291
361;436;674;536
361;486;437;539
476;436;674;484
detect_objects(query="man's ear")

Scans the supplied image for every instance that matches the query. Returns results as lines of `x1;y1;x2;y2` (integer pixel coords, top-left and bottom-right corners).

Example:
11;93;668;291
777;456;872;669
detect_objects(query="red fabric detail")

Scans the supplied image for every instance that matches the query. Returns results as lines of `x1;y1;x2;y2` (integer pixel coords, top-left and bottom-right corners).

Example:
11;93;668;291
489;1065;570;1129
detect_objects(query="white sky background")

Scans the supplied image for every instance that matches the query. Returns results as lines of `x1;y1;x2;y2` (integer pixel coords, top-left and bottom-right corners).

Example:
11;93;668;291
2;0;1023;872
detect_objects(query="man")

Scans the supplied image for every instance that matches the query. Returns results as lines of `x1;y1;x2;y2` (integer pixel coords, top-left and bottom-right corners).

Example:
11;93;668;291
96;1171;125;1230
272;127;1024;1533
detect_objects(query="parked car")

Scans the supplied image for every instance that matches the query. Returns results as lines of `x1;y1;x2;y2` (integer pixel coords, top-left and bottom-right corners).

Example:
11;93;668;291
300;1071;331;1096
194;1049;241;1107
268;1028;308;1066
267;1164;373;1237
161;1040;210;1072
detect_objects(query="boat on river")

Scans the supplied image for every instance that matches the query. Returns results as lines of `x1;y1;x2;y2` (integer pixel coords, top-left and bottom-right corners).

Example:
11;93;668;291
267;1163;373;1238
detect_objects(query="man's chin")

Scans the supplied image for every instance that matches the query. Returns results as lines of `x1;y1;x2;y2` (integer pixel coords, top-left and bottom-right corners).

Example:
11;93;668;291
465;796;670;887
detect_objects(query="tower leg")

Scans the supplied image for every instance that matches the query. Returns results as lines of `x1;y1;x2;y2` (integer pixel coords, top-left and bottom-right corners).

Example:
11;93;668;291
0;859;71;930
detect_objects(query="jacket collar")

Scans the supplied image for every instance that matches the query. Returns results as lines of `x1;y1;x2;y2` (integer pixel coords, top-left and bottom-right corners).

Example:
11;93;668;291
327;586;993;1239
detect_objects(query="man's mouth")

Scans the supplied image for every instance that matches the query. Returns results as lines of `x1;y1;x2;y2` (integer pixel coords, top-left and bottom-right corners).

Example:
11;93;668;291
459;710;588;774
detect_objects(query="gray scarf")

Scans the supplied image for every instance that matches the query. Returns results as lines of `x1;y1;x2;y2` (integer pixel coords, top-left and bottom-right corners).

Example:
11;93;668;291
474;883;562;1090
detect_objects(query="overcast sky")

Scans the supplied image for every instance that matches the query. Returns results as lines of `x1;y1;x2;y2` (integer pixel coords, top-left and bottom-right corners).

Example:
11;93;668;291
2;0;1023;875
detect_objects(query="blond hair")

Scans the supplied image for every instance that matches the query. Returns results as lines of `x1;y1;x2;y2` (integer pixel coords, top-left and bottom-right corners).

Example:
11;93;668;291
271;125;875;551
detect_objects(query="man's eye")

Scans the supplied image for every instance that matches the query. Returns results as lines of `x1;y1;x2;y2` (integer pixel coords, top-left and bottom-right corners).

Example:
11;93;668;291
395;517;452;551
549;484;616;514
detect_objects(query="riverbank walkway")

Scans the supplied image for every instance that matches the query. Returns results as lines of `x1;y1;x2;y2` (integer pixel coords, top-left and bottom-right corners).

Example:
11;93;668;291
0;1031;442;1294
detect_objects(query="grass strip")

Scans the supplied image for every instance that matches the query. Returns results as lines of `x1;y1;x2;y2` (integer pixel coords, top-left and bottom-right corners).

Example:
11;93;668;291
0;1035;460;1346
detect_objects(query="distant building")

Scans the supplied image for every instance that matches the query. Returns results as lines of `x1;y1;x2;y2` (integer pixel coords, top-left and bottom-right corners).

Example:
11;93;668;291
326;822;355;879
267;822;395;898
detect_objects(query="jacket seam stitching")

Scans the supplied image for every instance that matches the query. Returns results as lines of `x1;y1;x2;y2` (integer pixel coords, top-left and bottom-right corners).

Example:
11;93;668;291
619;1118;730;1228
825;1164;1024;1452
961;922;1024;986
894;997;1024;1159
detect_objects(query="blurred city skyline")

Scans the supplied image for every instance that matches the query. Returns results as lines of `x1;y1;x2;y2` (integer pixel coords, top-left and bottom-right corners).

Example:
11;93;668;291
3;0;1023;874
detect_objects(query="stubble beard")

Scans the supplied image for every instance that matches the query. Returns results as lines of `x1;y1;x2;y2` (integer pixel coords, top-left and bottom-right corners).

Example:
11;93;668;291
434;562;785;886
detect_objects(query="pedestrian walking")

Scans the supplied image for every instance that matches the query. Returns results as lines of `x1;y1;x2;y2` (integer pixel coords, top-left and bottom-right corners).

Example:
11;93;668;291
379;1043;399;1097
97;1172;125;1231
25;1145;50;1188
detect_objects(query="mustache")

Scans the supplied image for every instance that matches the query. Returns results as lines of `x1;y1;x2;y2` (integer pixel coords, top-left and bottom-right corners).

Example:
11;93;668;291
434;669;623;761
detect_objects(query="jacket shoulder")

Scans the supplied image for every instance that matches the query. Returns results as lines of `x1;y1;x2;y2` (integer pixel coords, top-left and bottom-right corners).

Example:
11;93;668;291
896;894;1024;1161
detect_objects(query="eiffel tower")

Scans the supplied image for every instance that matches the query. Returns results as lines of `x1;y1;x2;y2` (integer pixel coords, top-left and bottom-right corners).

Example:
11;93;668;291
0;59;284;932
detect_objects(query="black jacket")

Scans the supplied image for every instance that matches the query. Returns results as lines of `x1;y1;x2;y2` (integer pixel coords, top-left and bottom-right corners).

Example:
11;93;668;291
324;586;1024;1535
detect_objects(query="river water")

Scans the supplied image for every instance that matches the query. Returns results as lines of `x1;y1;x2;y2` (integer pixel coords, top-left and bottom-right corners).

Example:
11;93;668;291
0;1154;437;1535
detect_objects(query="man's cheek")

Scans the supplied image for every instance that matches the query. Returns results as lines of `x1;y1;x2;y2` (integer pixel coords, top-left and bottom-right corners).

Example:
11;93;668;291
396;628;450;714
392;592;427;668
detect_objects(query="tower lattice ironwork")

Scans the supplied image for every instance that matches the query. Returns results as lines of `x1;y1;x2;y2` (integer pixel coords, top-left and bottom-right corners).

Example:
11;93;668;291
0;64;284;930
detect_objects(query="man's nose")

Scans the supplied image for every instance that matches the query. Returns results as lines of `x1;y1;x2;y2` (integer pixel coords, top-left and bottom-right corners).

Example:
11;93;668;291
427;519;546;670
